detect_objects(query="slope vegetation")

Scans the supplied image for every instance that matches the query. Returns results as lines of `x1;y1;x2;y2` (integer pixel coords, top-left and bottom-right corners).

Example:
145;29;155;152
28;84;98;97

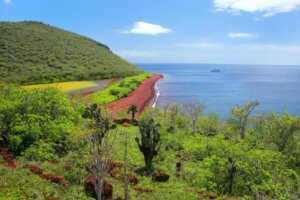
0;21;142;85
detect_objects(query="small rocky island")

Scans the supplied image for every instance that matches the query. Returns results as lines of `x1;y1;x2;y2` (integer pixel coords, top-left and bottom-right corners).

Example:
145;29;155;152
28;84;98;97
211;69;221;73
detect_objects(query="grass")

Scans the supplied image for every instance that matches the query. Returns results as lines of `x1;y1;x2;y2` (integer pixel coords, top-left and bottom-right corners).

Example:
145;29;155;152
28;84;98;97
21;81;99;93
89;73;151;104
0;21;143;85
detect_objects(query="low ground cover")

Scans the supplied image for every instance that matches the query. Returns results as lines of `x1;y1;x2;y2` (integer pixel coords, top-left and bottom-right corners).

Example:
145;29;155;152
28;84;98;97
89;73;151;104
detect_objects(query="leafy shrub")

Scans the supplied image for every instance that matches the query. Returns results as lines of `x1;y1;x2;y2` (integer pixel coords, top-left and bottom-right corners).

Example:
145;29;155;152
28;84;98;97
0;84;83;155
109;89;120;97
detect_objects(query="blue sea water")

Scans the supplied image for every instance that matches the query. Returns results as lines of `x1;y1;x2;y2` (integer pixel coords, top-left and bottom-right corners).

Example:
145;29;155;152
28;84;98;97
137;64;300;118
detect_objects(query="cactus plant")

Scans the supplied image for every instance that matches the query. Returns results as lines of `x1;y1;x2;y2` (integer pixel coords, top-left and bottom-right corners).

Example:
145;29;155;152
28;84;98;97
82;104;115;144
135;118;161;171
127;104;138;123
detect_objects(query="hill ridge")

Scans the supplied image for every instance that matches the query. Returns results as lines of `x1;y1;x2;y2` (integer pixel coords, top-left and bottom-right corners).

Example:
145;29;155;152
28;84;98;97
0;21;142;85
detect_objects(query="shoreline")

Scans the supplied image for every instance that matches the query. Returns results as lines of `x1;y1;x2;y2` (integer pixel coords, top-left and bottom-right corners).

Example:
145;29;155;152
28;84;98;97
108;74;164;116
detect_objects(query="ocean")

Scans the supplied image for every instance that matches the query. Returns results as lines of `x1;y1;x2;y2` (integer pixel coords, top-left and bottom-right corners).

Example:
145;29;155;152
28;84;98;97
137;64;300;118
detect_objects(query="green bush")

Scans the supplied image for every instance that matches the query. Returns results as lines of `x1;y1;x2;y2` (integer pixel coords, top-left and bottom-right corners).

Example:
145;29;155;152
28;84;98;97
0;84;83;156
109;88;120;97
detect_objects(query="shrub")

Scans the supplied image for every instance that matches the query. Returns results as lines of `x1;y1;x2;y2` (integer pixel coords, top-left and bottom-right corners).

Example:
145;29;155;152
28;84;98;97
109;89;120;97
0;84;83;155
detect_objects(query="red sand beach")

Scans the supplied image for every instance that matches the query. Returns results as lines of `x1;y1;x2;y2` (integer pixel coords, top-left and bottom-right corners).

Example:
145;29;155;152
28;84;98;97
108;74;163;115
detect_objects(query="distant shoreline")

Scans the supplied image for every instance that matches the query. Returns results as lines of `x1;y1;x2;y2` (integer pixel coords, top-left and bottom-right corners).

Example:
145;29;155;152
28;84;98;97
108;74;164;115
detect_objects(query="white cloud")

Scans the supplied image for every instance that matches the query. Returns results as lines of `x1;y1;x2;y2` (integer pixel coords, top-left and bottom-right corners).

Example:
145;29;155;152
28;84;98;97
213;0;300;17
3;0;12;4
121;21;172;35
174;42;224;49
228;32;258;38
242;44;300;51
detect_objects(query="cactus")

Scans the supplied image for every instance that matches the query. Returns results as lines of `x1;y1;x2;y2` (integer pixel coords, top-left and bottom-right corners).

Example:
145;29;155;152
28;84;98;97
135;118;161;171
127;104;138;123
82;104;116;144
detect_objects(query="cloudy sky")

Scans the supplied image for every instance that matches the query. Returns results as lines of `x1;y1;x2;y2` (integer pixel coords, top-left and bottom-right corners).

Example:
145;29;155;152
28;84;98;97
1;0;300;65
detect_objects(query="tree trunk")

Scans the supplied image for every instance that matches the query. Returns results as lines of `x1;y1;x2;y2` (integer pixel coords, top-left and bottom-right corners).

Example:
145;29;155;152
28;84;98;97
228;166;236;195
144;154;153;171
95;180;103;200
192;120;196;134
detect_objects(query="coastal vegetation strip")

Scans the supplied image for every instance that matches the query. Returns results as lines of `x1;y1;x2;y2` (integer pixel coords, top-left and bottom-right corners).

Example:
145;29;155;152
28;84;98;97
89;73;151;104
108;74;163;115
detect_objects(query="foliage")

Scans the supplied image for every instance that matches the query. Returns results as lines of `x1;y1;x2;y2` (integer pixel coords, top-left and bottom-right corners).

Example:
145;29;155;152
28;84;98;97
0;89;299;200
231;100;259;139
0;21;142;85
183;102;205;134
0;83;83;157
135;118;161;172
82;104;116;145
127;104;138;122
89;73;151;104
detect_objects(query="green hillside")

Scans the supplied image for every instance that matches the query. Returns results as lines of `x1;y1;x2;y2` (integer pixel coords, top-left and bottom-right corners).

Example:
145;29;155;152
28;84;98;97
0;21;142;85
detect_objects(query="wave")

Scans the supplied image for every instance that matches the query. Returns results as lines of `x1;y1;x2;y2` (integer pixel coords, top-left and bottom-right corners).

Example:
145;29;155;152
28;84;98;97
152;74;165;108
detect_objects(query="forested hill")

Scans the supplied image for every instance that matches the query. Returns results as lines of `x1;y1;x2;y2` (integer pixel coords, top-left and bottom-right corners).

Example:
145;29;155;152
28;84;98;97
0;21;142;85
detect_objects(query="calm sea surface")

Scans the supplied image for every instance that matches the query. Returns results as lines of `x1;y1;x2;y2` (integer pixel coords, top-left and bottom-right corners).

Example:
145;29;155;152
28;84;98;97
137;64;300;118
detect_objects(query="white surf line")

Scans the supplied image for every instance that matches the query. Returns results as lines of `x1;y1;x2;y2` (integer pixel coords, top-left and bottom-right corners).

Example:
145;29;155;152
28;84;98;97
152;74;165;108
152;83;160;108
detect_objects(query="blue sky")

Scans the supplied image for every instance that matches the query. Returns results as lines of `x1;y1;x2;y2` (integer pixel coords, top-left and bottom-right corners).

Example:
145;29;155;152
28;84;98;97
1;0;300;65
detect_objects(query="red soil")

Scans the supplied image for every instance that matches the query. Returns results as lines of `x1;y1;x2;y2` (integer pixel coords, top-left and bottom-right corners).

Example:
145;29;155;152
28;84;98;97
108;74;163;115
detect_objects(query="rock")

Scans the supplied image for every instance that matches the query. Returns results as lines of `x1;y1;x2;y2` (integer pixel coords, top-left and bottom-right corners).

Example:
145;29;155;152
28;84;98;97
24;164;43;175
198;192;218;200
0;148;15;162
113;118;138;126
122;174;138;185
176;162;182;176
102;181;113;200
109;169;120;177
5;161;17;169
134;187;155;193
152;171;170;182
42;174;67;185
211;69;221;73
49;160;59;164
108;160;124;171
84;176;113;200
